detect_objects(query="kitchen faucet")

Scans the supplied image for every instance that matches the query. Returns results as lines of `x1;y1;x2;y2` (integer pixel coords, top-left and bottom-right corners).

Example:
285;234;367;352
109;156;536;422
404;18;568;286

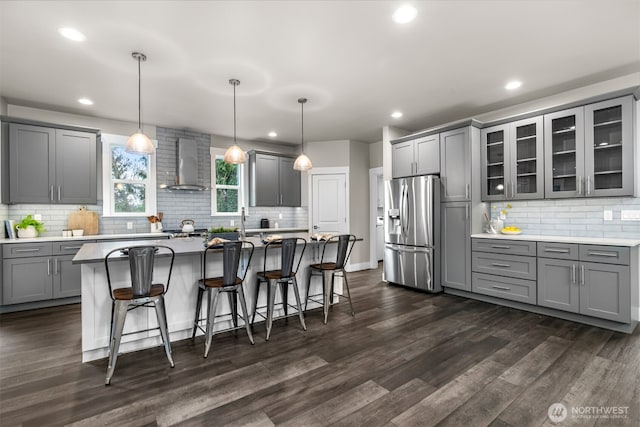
240;207;246;240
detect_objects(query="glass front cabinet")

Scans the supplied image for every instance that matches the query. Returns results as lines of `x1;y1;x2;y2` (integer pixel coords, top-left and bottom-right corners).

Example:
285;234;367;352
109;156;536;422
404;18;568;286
545;96;633;199
481;116;544;201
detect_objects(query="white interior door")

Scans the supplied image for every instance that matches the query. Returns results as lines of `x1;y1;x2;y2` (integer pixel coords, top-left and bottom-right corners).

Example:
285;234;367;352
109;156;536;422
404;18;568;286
312;173;347;234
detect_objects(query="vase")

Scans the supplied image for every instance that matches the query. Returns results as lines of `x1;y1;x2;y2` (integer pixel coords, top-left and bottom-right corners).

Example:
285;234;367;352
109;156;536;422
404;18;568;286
17;225;38;238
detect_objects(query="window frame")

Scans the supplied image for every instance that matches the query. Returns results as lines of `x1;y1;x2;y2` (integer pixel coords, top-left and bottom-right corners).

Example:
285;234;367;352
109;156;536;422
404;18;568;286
101;133;157;217
210;147;247;216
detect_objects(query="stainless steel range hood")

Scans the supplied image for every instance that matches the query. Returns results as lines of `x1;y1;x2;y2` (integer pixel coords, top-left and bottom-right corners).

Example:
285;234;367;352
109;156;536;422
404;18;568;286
163;138;208;192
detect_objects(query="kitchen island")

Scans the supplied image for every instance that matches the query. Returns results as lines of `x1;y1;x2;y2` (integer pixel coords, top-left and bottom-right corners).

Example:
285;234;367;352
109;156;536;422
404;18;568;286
73;236;338;362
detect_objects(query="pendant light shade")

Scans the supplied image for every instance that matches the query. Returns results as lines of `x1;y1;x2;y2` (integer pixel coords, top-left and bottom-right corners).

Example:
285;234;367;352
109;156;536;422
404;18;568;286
224;79;247;164
293;97;312;171
126;52;155;155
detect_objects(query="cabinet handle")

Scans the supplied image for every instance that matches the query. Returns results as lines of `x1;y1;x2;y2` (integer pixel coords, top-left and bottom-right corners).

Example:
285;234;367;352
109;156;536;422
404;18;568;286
14;248;41;252
586;176;592;195
544;248;570;253
577;176;583;195
587;251;618;258
491;285;511;291
491;245;511;249
580;265;585;286
465;204;469;220
62;246;82;250
512;181;516;198
491;262;511;268
50;185;54;201
54;258;58;275
47;258;51;276
465;184;470;200
58;186;61;201
571;263;576;284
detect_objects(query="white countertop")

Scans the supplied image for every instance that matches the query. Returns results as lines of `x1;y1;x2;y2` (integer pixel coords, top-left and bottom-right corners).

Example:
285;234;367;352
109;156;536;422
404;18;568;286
0;232;170;245
471;233;640;247
245;227;308;234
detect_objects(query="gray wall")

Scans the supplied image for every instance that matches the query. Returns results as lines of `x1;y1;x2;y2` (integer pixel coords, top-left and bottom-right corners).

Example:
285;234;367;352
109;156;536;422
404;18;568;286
306;140;350;168
349;141;370;265
369;140;383;168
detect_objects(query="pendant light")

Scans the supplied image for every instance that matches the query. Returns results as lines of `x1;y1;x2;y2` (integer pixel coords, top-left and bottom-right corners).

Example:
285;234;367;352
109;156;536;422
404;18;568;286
223;79;247;164
125;52;155;155
293;97;313;171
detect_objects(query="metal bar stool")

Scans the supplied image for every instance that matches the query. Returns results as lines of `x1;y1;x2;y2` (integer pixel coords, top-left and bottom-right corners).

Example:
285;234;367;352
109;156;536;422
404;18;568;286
251;237;307;341
104;245;176;385
192;240;255;358
305;234;357;324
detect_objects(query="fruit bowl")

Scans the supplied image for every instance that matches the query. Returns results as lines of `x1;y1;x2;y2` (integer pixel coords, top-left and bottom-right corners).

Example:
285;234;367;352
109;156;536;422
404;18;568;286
500;226;522;235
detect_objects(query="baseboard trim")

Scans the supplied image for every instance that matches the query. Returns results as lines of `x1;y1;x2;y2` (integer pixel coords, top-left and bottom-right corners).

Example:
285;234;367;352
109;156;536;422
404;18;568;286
346;262;371;272
0;297;81;314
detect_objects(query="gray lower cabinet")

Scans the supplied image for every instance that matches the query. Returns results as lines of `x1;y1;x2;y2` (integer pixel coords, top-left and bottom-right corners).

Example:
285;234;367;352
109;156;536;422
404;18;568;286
440;202;470;291
6;123;97;204
248;151;301;207
3;257;53;304
537;242;630;323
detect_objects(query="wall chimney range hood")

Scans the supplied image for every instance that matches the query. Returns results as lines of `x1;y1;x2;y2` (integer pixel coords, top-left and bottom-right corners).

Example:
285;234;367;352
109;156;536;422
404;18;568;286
163;138;208;192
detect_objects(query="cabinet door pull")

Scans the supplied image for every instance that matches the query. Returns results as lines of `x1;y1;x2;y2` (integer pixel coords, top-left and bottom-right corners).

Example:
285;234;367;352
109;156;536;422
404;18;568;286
54;258;58;275
58;186;61;201
465;204;469;220
577;176;583;195
491;244;511;249
580;265;585;286
588;251;618;257
62;246;82;250
14;248;41;253
586;176;592;195
571;264;576;284
50;185;54;201
491;285;511;291
47;258;51;276
465;184;470;200
544;248;570;253
512;181;516;198
491;262;511;268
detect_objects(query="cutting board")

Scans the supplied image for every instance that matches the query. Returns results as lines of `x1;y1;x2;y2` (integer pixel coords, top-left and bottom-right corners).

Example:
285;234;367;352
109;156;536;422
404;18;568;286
68;206;99;235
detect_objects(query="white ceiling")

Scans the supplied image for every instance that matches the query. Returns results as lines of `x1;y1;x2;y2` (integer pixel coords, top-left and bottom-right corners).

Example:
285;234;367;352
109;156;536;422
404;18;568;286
1;1;639;144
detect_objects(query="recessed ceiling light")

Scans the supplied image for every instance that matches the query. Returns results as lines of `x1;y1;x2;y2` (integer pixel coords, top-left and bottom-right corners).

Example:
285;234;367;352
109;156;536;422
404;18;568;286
393;5;417;24
78;98;93;105
58;27;86;42
505;80;522;90
391;111;403;119
268;131;277;138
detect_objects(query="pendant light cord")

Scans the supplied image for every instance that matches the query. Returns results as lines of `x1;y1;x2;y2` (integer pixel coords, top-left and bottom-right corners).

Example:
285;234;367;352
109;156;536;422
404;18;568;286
301;100;304;154
137;55;142;131
233;82;237;143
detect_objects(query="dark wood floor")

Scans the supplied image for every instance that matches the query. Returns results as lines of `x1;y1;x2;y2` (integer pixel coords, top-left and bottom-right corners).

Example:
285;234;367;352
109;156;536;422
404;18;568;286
1;265;639;426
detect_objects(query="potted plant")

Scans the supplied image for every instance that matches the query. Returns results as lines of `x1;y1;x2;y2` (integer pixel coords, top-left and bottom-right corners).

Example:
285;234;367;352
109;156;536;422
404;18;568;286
207;226;239;241
15;214;46;238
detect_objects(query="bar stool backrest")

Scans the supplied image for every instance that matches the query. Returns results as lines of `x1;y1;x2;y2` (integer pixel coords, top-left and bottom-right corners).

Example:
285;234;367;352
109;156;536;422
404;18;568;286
129;246;156;297
222;241;243;286
320;234;357;269
264;237;307;279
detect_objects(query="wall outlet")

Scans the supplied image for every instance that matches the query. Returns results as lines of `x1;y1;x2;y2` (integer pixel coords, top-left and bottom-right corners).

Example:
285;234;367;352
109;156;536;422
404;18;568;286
603;210;613;221
230;219;235;226
126;222;133;230
278;213;283;220
33;214;42;221
621;210;640;221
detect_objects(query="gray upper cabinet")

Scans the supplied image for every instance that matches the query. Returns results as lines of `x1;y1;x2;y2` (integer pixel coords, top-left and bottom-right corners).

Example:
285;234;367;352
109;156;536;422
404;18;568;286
481;117;543;201
6;123;97;204
584;96;634;198
249;151;301;207
544;95;634;199
440;202;471;291
391;134;440;178
440;128;470;202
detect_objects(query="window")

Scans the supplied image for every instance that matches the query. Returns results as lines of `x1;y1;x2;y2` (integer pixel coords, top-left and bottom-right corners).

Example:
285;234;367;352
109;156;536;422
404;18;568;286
210;147;245;215
102;133;157;217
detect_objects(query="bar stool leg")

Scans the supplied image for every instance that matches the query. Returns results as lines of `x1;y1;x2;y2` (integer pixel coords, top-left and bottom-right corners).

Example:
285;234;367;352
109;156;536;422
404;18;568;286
251;279;262;326
304;270;313;311
266;279;278;341
154;296;175;367
204;289;220;358
227;291;238;328
291;277;307;331
192;286;204;339
105;300;128;385
323;270;331;324
341;271;355;316
237;286;255;345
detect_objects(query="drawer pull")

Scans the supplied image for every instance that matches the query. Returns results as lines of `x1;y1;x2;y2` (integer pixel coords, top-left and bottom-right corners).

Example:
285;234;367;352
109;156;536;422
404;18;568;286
491;262;511;268
588;251;617;258
491;245;511;249
14;248;41;253
61;246;82;250
545;248;569;253
492;285;511;291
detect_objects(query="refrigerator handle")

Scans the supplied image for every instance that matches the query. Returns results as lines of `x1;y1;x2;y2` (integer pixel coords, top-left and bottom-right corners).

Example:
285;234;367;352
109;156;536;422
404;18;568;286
403;182;410;237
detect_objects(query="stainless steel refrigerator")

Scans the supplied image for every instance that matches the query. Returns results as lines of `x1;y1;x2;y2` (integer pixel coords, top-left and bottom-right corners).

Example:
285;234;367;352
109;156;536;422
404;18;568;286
384;175;441;292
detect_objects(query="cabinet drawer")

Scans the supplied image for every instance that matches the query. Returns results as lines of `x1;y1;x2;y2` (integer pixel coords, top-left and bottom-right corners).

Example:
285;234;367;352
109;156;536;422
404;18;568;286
3;243;53;259
472;239;536;256
53;240;95;256
472;252;537;280
472;272;537;305
579;245;629;265
537;242;579;260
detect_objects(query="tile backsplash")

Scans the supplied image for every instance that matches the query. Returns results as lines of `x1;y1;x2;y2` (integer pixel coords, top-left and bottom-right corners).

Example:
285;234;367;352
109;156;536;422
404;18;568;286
0;126;308;237
489;197;640;239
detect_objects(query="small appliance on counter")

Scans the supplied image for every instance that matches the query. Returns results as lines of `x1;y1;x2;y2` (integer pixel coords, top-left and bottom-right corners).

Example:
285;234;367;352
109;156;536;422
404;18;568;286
260;218;270;228
180;219;195;233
